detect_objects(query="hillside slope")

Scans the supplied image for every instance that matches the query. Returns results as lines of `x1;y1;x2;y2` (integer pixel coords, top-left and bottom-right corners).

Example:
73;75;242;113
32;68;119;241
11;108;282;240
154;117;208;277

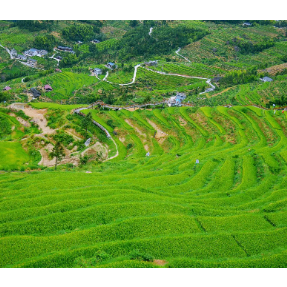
1;106;287;267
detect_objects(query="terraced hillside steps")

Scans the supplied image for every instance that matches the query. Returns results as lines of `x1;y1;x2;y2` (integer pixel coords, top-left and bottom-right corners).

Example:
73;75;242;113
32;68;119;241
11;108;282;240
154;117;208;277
1;106;287;268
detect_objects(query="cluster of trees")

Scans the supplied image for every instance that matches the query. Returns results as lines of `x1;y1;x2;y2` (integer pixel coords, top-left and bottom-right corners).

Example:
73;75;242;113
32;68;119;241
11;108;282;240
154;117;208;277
235;40;275;54
59;54;79;67
267;95;287;108
62;24;97;41
0;114;12;139
12;20;54;31
0;70;29;82
220;67;259;87
0;92;9;103
117;25;208;60
78;20;103;29
34;35;57;52
208;20;276;26
129;20;168;28
274;21;287;28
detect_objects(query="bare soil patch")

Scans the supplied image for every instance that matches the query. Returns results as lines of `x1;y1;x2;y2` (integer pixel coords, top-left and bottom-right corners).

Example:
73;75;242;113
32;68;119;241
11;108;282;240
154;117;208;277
153;259;168;266
16;117;31;128
125;119;146;137
178;116;187;126
147;119;168;144
39;143;81;167
23;108;55;135
81;142;108;161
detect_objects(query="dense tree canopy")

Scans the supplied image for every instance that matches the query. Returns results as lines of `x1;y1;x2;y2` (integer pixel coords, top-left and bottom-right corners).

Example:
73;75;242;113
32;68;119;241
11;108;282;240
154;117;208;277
13;20;54;31
62;24;96;41
34;35;57;52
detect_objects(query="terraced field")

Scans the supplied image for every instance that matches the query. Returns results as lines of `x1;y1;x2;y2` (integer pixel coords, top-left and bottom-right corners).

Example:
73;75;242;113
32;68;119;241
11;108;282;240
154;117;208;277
0;111;33;170
1;106;287;268
31;71;99;100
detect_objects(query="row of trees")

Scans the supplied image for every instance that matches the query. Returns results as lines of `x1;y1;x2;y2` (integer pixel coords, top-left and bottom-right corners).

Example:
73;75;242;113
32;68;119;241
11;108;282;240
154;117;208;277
12;20;54;31
236;40;275;54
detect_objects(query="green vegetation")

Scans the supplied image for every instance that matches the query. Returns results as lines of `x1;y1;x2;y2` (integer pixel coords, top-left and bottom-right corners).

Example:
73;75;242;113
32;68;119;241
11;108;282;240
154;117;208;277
1;20;287;268
0;106;287;268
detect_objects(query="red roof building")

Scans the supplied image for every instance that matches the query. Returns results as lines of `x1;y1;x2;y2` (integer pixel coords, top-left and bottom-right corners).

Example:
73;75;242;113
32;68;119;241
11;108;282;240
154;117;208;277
3;86;11;91
44;84;53;91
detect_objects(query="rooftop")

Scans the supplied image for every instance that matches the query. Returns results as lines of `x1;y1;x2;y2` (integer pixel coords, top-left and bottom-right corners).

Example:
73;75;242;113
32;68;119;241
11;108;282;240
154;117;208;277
44;84;53;90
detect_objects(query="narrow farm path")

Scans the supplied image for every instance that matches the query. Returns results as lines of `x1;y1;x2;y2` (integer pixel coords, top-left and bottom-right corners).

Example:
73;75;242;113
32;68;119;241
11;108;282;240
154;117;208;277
100;49;215;94
175;48;191;63
49;54;60;66
0;43;14;59
74;106;119;162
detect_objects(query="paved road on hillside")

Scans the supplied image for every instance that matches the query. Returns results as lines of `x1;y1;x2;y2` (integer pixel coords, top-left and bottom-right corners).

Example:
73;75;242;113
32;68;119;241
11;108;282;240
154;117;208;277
175;48;191;63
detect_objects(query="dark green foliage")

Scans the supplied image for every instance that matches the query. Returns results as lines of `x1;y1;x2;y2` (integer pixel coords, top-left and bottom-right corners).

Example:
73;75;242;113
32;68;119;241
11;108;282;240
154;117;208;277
53;131;74;147
118;25;208;60
59;54;79;68
13;20;54;31
220;67;258;87
0;114;12;139
236;40;275;54
129;249;154;262
34;35;57;52
62;24;95;41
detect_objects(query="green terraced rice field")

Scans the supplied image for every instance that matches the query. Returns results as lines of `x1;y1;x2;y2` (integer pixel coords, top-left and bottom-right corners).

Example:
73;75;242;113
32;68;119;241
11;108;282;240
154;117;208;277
1;106;287;268
31;71;99;100
0;142;30;170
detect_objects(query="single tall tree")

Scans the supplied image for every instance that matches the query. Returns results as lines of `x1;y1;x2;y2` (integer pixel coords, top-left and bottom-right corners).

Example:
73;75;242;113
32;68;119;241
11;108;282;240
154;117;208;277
50;141;65;170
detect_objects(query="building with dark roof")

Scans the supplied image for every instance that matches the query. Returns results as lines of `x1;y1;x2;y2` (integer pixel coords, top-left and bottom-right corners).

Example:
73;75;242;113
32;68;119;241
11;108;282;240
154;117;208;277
30;88;41;98
212;76;223;83
106;62;117;69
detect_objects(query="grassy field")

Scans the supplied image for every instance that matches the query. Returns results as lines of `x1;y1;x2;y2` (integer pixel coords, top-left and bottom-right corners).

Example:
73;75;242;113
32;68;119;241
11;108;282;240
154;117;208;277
1;106;287;267
0;142;30;170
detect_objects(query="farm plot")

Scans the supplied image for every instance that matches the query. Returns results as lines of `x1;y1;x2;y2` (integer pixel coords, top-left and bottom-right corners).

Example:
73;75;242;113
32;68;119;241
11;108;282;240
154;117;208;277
1;106;287;268
30;71;99;100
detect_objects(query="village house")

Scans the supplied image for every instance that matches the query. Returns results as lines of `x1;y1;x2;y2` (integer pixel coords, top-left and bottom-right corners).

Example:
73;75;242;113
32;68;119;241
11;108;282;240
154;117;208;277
260;76;273;82
106;62;117;69
55;68;62;73
93;68;102;75
243;22;252;27
167;93;186;107
16;54;27;61
145;60;158;66
30;88;41;99
24;48;37;57
3;86;11;91
91;39;100;44
212;76;223;83
11;48;17;57
55;55;63;60
44;84;53;91
38;50;48;57
76;41;83;44
24;48;48;58
27;58;37;67
57;46;74;53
